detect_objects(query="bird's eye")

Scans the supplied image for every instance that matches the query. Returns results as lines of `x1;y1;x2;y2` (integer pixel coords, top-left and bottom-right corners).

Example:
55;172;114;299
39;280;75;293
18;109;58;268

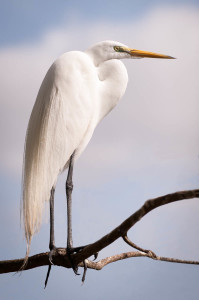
114;46;122;52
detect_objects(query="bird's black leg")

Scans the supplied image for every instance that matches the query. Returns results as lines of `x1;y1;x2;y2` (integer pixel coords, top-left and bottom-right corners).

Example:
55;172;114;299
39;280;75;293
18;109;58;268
49;187;57;260
66;151;80;273
66;152;87;273
66;153;75;250
44;187;56;288
66;151;98;281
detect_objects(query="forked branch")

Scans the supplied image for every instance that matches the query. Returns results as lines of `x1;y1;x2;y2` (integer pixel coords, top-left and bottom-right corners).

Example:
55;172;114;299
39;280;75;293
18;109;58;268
0;189;199;276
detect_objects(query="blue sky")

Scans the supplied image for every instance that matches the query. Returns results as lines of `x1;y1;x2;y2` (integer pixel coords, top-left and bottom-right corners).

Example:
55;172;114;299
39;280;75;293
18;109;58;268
1;0;199;46
0;1;199;299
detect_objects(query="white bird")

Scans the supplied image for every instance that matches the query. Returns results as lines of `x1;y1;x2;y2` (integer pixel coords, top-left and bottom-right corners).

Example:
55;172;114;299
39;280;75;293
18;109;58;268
21;40;174;280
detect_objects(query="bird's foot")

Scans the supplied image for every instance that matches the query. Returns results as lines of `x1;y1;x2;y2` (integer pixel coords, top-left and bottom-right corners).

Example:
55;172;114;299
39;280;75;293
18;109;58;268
67;246;84;275
49;246;57;265
67;245;98;282
44;246;57;288
67;245;98;259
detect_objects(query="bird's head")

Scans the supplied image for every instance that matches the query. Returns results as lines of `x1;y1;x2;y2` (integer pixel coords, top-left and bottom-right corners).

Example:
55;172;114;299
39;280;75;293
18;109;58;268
86;40;175;65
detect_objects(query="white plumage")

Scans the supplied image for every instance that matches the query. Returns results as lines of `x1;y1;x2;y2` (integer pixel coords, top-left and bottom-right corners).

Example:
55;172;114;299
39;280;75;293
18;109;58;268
21;40;173;260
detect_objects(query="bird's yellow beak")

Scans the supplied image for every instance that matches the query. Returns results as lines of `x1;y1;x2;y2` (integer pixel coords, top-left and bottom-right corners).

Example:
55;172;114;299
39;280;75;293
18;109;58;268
126;48;175;59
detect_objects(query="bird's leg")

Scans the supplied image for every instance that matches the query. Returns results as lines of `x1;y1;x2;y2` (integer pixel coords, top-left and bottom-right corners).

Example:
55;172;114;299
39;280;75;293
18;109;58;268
66;152;75;250
66;151;80;274
44;187;56;288
66;152;98;281
49;187;57;261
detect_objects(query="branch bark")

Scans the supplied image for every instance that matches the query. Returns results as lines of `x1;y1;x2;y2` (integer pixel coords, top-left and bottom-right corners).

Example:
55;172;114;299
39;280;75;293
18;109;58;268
0;189;199;275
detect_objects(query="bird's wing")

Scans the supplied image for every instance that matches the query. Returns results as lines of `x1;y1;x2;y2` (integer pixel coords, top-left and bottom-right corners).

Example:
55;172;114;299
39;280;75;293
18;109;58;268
22;51;96;244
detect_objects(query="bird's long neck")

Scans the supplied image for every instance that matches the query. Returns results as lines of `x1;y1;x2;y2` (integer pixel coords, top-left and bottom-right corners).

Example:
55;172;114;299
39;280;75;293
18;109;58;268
96;59;128;122
85;48;106;66
85;44;117;66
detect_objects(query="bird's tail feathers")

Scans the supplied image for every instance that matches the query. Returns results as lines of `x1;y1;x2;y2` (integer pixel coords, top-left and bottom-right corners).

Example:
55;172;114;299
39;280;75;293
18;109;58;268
21;85;67;265
20;237;32;271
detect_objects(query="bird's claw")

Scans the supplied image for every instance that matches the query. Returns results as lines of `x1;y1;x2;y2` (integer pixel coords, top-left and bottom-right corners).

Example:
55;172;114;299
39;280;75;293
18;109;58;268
45;247;57;288
93;252;98;261
67;246;99;282
71;263;80;275
49;247;57;265
67;247;81;275
81;260;88;283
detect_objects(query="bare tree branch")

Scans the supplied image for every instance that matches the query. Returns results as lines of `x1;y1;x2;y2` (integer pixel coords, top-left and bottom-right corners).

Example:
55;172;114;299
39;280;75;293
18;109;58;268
83;252;199;270
73;189;199;265
1;249;199;275
0;189;199;275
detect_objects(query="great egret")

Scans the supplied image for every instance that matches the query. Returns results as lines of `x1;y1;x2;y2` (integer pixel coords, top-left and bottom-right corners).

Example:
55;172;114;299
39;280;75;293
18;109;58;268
21;40;174;280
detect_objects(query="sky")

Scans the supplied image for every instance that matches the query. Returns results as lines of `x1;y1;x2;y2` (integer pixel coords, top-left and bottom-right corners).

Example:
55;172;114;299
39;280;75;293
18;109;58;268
0;0;199;299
